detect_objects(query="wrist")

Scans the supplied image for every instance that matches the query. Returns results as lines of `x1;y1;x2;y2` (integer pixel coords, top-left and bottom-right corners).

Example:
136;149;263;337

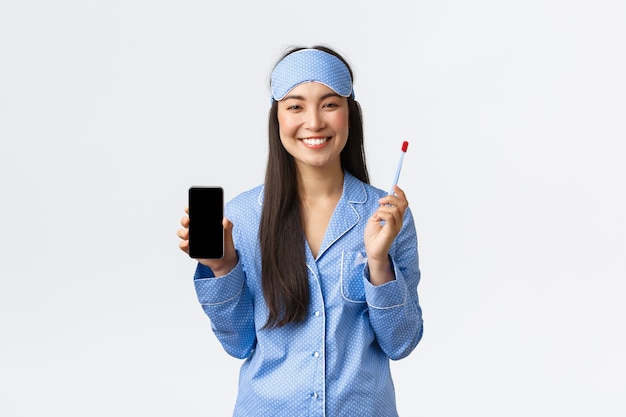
200;257;238;278
366;256;395;286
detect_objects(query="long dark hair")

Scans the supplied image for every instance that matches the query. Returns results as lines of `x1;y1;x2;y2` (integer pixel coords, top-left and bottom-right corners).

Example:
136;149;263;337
259;46;369;328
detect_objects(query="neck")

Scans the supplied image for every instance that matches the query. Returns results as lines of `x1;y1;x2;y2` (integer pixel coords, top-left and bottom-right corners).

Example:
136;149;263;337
296;164;344;201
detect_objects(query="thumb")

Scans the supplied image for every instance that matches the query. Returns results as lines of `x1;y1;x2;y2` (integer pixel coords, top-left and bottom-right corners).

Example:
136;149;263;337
222;217;235;249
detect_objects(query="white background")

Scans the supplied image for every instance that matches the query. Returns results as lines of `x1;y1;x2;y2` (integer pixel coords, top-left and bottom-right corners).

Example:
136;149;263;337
1;0;625;416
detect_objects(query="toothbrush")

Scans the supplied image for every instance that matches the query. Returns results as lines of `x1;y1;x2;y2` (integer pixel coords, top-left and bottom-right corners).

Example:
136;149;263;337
389;141;409;195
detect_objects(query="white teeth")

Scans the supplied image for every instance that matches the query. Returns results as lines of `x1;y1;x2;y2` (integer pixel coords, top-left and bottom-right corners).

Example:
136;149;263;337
302;138;328;146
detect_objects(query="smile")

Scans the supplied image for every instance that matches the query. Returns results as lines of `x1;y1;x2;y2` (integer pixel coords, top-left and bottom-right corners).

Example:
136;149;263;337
301;137;329;146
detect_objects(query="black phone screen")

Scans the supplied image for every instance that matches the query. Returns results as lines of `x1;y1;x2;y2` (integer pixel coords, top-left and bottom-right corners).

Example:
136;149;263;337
188;187;224;259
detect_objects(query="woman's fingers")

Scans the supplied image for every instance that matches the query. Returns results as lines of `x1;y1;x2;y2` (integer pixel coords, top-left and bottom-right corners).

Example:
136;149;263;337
178;206;191;254
374;208;399;227
177;206;238;275
177;226;189;240
179;238;189;253
378;193;408;211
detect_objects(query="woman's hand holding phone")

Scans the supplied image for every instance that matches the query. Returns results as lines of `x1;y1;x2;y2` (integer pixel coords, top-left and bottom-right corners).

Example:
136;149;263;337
177;208;238;277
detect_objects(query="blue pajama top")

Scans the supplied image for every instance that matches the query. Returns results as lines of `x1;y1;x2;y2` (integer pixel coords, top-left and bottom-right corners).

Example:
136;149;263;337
193;172;423;416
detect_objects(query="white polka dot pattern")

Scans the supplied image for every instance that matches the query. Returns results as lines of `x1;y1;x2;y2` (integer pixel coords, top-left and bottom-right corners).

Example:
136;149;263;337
270;49;354;101
193;172;423;416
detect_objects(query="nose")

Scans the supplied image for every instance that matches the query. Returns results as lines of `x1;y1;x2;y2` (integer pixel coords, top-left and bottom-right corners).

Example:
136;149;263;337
305;108;325;131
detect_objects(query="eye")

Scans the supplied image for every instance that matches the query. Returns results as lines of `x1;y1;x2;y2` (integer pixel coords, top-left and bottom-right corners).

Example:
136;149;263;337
285;104;302;110
322;102;339;109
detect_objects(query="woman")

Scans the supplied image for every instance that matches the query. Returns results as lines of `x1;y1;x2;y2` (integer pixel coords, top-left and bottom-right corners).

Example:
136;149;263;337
177;46;423;416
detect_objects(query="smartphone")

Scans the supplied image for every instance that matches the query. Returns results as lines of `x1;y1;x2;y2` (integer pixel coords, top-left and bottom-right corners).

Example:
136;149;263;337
188;186;224;259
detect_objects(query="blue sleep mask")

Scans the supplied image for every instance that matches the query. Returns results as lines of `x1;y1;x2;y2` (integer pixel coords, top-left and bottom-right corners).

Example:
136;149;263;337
270;49;354;102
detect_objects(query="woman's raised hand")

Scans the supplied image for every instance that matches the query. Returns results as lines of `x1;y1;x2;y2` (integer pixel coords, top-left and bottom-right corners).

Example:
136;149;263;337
363;185;409;285
177;207;238;277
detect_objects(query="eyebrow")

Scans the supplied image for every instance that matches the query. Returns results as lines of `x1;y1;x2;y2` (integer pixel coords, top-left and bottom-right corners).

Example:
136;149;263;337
282;92;343;101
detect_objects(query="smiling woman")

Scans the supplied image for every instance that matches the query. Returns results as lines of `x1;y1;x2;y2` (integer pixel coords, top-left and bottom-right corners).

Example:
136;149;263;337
177;45;424;417
277;82;350;172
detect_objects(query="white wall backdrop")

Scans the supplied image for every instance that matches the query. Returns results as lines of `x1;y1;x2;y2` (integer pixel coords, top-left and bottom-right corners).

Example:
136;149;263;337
1;0;625;416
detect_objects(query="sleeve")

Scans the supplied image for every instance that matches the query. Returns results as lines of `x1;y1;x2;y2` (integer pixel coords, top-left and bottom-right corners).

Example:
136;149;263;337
362;207;423;360
194;259;256;359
